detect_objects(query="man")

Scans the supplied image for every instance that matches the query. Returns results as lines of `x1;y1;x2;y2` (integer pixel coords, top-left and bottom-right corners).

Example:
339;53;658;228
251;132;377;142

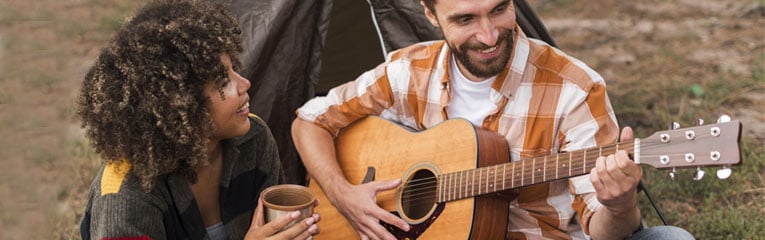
292;0;693;239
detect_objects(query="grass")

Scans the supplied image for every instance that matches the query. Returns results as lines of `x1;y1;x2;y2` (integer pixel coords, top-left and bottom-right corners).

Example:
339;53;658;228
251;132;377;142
0;1;147;239
536;1;765;238
55;136;101;239
620;54;765;239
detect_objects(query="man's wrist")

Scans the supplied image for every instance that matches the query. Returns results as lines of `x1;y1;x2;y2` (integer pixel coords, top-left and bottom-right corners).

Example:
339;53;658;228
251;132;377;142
603;202;639;217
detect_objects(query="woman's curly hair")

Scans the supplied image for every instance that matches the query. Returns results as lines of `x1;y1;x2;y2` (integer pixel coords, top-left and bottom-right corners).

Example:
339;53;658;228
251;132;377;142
77;0;243;189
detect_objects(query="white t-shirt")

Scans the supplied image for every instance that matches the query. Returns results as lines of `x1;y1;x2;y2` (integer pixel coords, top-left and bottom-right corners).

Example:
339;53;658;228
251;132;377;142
446;56;496;126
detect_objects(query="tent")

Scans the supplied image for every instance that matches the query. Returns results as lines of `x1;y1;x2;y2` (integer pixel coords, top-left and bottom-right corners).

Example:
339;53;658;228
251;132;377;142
217;0;669;227
218;0;557;185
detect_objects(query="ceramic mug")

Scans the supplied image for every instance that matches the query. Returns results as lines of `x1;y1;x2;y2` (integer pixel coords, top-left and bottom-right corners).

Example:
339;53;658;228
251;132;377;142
260;184;316;230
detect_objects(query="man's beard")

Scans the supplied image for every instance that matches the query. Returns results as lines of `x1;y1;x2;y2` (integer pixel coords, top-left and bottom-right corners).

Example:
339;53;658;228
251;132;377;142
450;29;514;79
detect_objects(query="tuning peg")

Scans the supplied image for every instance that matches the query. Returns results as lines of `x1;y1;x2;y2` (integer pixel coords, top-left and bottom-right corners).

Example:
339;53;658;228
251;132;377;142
717;166;732;179
693;167;705;181
669;121;680;130
669;168;677;181
717;114;731;123
696;118;704;126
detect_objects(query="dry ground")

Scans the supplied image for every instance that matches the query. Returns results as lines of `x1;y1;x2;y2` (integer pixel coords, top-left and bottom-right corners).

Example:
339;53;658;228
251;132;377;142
530;0;764;139
0;0;762;239
0;1;148;238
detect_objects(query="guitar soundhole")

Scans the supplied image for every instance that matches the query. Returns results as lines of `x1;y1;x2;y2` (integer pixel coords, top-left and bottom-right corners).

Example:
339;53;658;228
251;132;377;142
400;169;437;222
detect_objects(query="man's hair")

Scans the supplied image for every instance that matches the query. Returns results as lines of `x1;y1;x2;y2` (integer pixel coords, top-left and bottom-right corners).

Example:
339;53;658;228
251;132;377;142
77;0;242;189
422;0;436;15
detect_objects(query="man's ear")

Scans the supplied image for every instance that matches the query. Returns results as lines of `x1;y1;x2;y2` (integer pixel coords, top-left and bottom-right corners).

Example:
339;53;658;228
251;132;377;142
420;1;439;27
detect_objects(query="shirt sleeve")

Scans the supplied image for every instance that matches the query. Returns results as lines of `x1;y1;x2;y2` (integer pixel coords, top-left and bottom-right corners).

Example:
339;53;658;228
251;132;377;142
561;82;619;235
86;187;166;240
295;61;396;137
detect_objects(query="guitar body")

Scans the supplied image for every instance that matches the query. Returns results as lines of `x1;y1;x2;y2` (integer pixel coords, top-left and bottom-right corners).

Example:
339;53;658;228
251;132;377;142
309;117;511;239
307;115;744;239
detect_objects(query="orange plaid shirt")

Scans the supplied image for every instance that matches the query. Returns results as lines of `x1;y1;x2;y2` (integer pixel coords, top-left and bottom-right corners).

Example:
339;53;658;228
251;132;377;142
297;27;619;239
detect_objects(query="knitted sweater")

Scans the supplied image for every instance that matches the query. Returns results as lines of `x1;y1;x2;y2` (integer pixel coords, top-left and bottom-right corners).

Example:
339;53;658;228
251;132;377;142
80;115;285;240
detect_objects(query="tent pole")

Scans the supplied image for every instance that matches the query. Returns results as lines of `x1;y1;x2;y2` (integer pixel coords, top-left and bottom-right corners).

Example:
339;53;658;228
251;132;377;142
365;0;390;61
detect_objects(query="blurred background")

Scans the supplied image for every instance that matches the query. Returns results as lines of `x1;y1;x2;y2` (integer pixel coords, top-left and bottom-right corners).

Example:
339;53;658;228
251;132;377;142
0;0;762;239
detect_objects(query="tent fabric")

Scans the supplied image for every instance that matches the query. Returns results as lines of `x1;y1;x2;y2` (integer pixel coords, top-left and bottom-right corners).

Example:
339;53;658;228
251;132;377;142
368;0;443;53
216;0;333;184
223;0;555;185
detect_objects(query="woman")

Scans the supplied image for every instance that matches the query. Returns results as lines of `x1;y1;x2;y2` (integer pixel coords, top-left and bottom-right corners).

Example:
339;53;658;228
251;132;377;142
77;0;319;239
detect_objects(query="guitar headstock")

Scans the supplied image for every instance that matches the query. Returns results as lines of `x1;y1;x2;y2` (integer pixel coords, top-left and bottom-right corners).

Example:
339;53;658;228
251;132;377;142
635;116;742;180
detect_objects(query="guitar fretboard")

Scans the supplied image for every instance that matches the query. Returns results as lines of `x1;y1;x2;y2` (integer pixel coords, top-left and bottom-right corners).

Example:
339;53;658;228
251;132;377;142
436;141;635;202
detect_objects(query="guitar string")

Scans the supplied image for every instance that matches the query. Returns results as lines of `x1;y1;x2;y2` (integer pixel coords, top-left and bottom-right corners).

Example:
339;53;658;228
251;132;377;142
399;143;634;190
400;134;722;193
393;136;729;203
398;145;629;202
399;132;720;190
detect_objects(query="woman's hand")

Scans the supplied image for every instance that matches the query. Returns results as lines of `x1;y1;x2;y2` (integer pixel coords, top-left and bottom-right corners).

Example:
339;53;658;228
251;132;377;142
244;199;320;240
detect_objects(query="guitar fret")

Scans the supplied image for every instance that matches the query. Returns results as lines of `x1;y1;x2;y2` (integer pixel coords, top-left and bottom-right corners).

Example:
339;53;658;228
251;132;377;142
452;173;456;200
511;162;516;188
446;173;450;201
502;164;506;190
329;117;735;213
441;174;448;202
521;160;525;186
493;165;497;192
486;167;491;193
441;174;447;202
532;158;536;185
484;167;489;194
568;154;572;177
435;144;634;203
439;174;443;202
469;170;473;198
466;171;470;198
455;171;459;199
459;171;467;198
583;149;587;174
448;173;453;201
543;155;547;182
443;173;448;201
467;170;471;199
453;172;457;200
485;167;489;194
491;166;496;192
555;154;559;179
454;172;458;200
470;171;475;196
479;168;483;196
445;174;449;201
487;167;490;194
463;171;467;198
446;174;454;201
463;171;468;199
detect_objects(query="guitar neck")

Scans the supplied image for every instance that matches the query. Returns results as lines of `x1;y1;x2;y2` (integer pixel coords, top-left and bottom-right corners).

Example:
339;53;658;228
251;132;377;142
436;141;636;203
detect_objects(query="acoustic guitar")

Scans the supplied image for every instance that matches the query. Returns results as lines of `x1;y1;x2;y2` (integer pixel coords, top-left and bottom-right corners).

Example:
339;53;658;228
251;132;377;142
308;116;741;239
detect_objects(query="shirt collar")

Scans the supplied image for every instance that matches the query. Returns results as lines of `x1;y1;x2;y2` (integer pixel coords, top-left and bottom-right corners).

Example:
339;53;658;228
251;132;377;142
439;25;529;101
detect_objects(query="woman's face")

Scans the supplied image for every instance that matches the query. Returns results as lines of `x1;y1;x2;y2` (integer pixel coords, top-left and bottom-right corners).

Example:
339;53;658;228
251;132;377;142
206;54;251;141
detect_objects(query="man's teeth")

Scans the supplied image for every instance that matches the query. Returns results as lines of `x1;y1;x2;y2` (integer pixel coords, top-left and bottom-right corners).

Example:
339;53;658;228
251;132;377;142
480;46;497;53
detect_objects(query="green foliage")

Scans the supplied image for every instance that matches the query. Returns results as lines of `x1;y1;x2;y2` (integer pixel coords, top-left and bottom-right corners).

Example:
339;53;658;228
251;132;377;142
630;58;765;238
